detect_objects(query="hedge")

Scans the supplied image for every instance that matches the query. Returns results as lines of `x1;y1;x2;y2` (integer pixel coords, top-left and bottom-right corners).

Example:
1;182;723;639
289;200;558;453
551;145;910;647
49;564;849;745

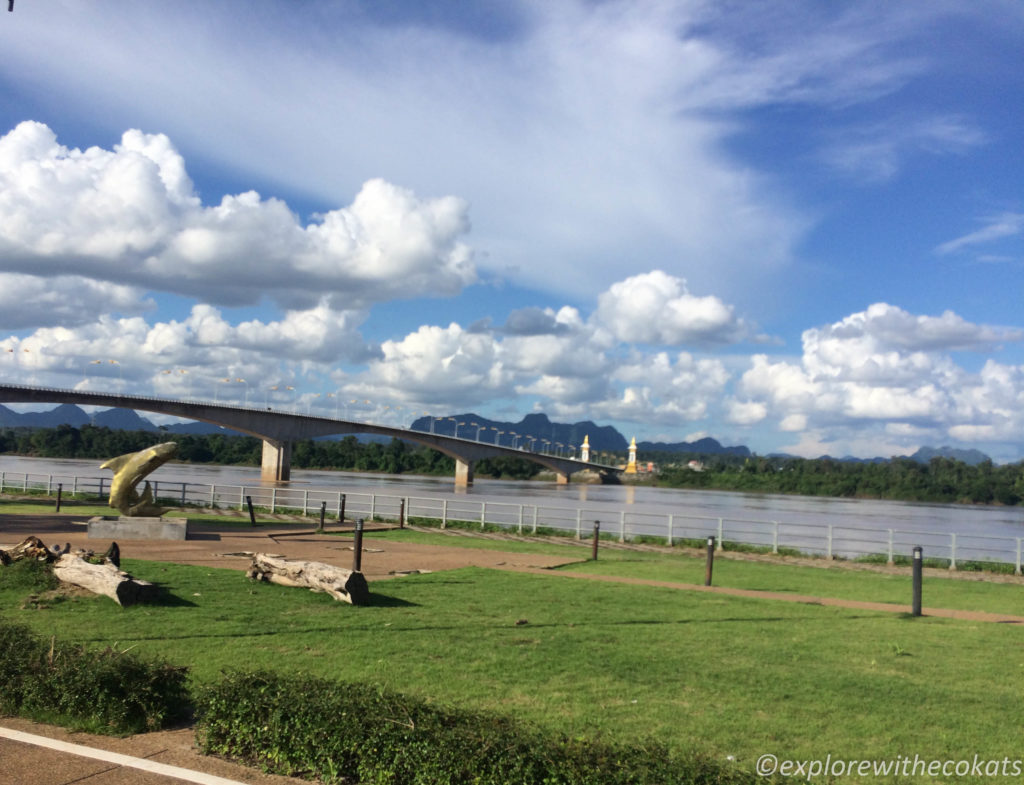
195;670;752;785
0;623;189;735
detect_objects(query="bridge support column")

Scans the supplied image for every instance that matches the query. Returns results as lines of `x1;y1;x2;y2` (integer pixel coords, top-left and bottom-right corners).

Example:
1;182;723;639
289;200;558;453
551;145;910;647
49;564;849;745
261;439;292;483
455;458;475;487
556;472;570;485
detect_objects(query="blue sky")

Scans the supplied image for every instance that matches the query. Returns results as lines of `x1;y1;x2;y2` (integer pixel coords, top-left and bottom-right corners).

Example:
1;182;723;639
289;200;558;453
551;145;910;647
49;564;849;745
1;0;1023;460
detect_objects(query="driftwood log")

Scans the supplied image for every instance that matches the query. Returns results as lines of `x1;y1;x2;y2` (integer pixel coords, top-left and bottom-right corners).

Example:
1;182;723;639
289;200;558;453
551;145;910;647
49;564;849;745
0;537;154;607
247;553;369;605
52;553;158;607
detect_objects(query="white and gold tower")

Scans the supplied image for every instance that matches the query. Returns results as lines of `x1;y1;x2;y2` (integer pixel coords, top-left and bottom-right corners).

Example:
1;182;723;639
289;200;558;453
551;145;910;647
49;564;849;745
625;436;637;474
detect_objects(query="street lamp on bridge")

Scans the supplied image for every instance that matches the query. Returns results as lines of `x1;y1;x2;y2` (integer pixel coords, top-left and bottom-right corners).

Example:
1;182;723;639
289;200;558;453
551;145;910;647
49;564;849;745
159;369;191;399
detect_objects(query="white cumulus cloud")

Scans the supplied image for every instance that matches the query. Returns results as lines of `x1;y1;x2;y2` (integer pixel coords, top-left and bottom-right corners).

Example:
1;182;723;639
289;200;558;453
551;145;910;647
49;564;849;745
593;270;748;346
0;122;476;317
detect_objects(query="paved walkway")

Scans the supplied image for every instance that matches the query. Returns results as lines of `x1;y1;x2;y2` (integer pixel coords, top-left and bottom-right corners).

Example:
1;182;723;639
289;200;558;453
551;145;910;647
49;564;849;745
0;718;310;785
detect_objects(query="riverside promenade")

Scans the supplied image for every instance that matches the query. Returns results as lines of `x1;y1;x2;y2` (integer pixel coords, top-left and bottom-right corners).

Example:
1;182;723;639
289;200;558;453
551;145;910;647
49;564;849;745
2;511;1022;784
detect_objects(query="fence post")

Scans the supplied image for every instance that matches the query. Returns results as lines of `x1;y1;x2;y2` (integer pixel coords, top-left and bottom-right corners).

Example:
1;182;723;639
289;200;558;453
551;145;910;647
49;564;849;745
399;498;405;529
517;505;524;535
55;483;62;512
239;486;245;510
441;499;448;529
339;494;346;525
592;521;600;560
912;546;923;617
532;506;538;534
73;476;78;495
949;533;957;571
716;518;724;551
47;474;52;494
619;511;625;543
772;521;778;554
575;509;582;540
303;489;310;516
318;500;326;533
336;492;342;519
481;502;486;530
180;483;187;507
887;529;894;565
209;484;216;509
666;514;674;547
271;487;277;514
705;536;715;586
353;519;364;572
826;525;833;560
1016;538;1022;576
370;494;376;521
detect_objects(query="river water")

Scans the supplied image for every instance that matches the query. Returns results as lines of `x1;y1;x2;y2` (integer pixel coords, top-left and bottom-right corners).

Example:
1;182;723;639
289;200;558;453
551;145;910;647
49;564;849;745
3;454;1024;544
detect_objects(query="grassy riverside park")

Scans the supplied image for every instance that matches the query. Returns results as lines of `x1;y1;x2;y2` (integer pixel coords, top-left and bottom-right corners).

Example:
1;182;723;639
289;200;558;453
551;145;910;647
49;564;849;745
2;501;1023;781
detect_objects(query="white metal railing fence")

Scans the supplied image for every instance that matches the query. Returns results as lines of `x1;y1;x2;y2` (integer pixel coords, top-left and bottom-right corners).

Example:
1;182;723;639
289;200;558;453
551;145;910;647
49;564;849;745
2;469;1022;574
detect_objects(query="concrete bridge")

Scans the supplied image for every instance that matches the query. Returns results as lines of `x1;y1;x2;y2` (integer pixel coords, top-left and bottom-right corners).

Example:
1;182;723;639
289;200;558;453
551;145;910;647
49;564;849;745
0;384;622;486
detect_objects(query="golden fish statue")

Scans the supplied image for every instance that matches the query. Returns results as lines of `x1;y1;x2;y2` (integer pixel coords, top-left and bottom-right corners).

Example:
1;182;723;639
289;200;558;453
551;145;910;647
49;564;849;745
100;442;179;517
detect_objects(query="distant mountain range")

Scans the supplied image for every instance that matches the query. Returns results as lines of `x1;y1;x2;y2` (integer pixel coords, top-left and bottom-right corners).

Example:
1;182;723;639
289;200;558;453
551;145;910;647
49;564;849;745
1;404;993;464
0;403;238;435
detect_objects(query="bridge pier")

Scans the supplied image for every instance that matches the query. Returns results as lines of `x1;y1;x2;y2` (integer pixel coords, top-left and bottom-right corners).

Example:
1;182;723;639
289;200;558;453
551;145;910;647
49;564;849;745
261;439;293;483
556;472;570;485
455;458;475;487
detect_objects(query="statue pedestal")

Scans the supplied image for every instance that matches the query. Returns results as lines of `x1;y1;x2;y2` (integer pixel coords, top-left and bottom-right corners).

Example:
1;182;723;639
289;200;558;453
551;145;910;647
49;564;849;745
87;516;190;541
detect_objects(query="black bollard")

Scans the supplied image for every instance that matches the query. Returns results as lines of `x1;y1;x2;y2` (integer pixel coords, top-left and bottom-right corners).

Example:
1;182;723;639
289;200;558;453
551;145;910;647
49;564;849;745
912;546;923;617
339;493;346;525
246;495;256;527
318;500;326;533
353;518;364;572
591;521;600;560
399;498;406;528
55;483;62;513
705;536;715;586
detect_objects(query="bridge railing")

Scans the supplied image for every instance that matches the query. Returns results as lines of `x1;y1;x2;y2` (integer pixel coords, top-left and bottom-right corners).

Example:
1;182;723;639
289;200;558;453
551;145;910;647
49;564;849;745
1;469;1021;574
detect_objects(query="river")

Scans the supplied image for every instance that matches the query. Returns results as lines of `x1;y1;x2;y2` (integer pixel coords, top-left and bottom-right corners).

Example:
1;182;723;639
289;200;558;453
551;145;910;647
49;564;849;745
3;454;1024;544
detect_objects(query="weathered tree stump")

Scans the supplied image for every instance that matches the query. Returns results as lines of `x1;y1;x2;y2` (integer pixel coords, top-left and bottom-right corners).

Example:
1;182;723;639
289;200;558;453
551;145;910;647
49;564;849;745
52;553;158;607
1;537;156;607
247;553;369;605
0;535;62;565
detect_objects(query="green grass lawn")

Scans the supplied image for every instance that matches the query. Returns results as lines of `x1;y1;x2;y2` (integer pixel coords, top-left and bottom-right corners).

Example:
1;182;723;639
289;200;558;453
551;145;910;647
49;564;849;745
2;550;1022;780
371;527;1024;617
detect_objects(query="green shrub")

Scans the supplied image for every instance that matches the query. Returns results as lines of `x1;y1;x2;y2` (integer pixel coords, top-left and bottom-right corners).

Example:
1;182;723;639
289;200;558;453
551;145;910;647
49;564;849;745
0;623;189;734
196;670;751;785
